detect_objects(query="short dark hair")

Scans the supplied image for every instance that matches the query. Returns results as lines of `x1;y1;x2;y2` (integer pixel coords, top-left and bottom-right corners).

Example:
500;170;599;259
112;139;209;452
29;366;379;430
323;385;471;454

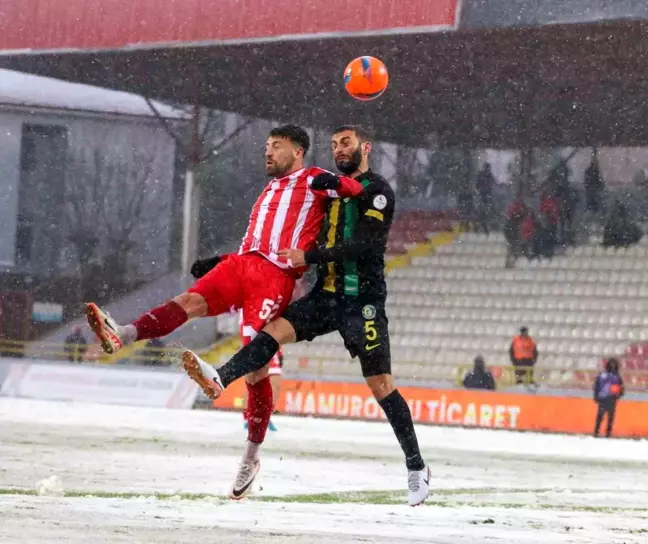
606;358;620;373
268;125;310;155
333;125;371;142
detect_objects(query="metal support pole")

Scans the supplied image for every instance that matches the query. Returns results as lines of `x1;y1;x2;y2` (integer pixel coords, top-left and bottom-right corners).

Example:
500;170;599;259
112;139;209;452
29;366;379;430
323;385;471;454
181;104;203;287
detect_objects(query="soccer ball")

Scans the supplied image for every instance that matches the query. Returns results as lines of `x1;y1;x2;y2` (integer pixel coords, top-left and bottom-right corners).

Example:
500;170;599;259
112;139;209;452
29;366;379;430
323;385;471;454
343;56;389;101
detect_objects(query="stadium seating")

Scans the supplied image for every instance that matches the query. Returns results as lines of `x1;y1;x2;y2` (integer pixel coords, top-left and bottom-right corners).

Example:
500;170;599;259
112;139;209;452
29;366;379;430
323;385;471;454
386;210;456;255
283;227;648;389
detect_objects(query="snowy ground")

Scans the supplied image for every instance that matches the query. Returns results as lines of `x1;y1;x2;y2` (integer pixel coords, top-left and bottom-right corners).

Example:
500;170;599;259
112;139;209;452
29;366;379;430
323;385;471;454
1;398;647;543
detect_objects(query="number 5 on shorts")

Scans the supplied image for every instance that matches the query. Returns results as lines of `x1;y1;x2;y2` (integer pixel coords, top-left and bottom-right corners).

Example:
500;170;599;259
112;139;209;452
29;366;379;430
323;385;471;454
365;320;378;341
259;298;280;321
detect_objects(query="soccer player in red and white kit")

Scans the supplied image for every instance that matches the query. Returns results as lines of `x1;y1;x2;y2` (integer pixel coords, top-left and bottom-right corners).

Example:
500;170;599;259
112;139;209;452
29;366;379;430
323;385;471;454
85;125;363;498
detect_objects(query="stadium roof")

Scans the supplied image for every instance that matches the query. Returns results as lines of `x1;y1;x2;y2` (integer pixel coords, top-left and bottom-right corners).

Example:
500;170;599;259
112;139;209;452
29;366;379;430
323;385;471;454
1;1;647;148
0;69;185;119
460;0;648;30
0;0;458;53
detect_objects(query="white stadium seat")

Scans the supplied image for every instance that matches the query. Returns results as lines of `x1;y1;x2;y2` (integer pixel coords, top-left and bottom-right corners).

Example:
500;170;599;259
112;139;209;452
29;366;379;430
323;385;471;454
285;230;648;385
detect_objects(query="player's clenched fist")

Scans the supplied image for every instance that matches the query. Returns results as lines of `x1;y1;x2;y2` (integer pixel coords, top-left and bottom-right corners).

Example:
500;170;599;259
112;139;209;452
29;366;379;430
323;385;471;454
310;172;341;191
278;249;307;268
190;255;222;279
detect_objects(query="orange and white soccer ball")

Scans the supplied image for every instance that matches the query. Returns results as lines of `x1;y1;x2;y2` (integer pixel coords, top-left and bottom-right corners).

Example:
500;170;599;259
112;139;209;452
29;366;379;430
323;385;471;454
343;56;389;101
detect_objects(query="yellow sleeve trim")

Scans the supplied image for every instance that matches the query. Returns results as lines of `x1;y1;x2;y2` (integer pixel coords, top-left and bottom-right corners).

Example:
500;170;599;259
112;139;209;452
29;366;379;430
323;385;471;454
365;209;384;221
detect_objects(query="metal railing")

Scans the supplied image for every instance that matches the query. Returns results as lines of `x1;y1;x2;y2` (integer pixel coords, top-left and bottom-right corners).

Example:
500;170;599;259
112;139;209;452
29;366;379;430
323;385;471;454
1;339;645;391
456;364;648;391
0;340;185;366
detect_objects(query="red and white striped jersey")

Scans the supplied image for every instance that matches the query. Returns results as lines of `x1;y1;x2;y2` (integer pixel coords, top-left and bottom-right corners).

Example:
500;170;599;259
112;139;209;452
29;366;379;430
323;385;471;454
239;167;363;270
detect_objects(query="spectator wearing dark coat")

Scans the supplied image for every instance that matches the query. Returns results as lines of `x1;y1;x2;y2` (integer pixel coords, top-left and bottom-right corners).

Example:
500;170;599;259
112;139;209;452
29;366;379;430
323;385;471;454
593;358;624;437
549;163;577;245
584;154;605;215
602;202;643;249
475;163;496;216
504;196;530;262
532;219;555;259
463;356;496;391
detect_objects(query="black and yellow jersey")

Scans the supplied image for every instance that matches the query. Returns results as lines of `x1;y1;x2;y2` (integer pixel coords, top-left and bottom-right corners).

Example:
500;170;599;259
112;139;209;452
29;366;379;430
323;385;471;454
304;170;395;300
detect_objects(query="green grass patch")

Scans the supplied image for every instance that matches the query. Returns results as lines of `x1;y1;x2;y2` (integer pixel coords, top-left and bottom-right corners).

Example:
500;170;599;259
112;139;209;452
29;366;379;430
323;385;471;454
1;486;647;515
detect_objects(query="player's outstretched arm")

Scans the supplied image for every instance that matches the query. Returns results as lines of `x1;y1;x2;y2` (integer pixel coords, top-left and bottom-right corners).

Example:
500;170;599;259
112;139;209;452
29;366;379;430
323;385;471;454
305;184;394;264
310;171;364;198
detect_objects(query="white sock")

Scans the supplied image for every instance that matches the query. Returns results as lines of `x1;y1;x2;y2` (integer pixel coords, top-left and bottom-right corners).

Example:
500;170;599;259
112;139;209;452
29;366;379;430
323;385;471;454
117;324;138;346
243;441;261;463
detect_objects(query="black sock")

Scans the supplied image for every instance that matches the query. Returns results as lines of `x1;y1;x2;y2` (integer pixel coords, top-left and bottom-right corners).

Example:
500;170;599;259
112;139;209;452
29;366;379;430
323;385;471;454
378;389;425;471
216;332;279;387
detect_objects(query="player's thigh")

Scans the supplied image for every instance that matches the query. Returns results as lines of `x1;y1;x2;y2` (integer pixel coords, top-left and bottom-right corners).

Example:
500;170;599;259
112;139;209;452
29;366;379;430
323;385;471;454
281;292;338;343
241;258;296;336
340;301;392;378
187;254;244;316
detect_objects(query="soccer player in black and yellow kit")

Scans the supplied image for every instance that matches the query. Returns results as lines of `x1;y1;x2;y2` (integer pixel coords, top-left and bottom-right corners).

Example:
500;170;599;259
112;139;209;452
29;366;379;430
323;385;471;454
185;125;429;506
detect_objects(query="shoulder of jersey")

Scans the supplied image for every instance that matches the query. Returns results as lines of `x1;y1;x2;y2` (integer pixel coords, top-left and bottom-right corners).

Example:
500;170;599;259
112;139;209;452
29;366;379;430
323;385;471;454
366;172;394;197
307;166;328;176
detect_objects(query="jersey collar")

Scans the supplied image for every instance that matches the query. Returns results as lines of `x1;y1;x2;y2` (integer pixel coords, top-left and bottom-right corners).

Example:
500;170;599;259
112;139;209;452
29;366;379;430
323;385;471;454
271;167;305;183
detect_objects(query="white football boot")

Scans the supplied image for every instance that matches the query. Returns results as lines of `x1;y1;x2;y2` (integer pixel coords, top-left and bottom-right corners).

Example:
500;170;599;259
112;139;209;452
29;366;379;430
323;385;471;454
408;465;431;506
182;350;224;400
229;459;261;500
85;302;124;355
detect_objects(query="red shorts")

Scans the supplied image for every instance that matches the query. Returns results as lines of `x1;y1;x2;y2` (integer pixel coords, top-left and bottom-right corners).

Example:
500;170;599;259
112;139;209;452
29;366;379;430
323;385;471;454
189;253;295;336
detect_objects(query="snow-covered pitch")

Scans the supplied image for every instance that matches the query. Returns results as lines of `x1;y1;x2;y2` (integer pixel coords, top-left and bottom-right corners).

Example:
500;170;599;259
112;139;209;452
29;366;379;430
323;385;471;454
1;398;647;543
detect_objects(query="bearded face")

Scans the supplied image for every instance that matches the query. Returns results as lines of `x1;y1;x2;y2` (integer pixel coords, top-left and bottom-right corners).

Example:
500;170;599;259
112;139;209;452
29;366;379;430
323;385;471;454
335;144;363;175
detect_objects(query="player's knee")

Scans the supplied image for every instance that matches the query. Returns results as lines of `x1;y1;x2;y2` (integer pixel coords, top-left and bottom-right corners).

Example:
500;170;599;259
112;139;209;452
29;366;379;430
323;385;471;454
246;365;270;385
366;374;395;402
263;318;296;345
173;292;208;319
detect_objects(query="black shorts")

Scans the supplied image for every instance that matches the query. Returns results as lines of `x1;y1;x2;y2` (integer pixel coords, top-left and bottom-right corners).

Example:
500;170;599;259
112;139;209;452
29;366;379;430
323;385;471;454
281;291;391;377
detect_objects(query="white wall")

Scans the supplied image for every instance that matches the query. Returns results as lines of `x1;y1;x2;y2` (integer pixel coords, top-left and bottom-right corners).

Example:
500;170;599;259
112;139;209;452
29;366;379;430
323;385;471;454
0;108;176;279
0;115;21;267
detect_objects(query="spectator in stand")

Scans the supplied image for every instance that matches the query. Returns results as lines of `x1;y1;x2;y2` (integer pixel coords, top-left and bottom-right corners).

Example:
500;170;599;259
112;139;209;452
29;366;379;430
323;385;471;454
532;216;557;259
540;188;560;240
593;358;624;437
64;325;87;362
504;194;529;264
584;152;605;217
463;355;496;391
476;162;496;222
549;162;577;245
564;183;580;244
458;188;490;235
506;193;528;219
519;210;536;258
457;189;476;231
603;201;643;249
509;327;538;385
